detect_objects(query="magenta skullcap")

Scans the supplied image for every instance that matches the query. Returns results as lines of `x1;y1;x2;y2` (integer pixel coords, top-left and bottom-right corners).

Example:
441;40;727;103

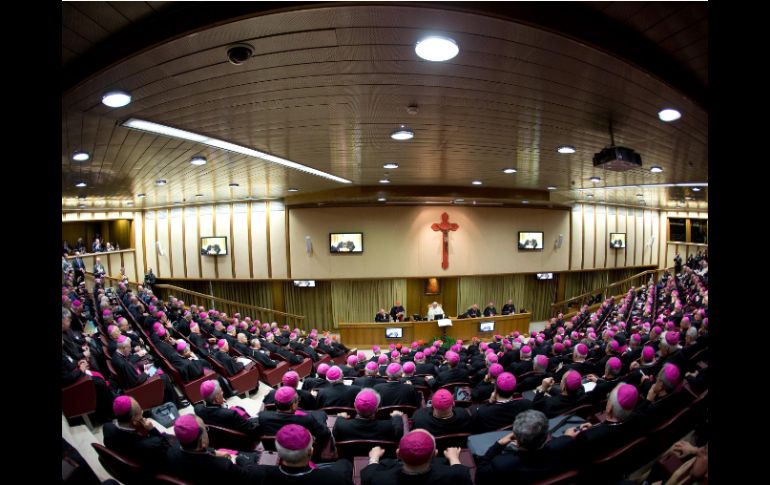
512;338;521;345
642;346;655;362
564;339;572;348
217;339;227;348
401;347;409;355
275;386;297;404
609;340;620;352
445;351;460;365
536;337;544;345
431;389;454;411
703;318;708;328
357;351;367;361
666;321;676;330
190;322;199;330
174;414;202;444
326;366;342;381
309;340;318;347
113;396;132;417
317;363;330;376
531;331;538;338
399;430;436;466
402;361;416;374
347;355;358;366
107;324;118;334
116;335;128;344
450;344;461;353
520;345;532;356
607;357;622;372
607;330;615;339
411;341;418;349
414;352;425;360
281;371;300;388
554;335;563;343
365;361;379;372
486;353;499;364
199;312;208;319
616;384;638;410
72;299;82;308
513;331;520;338
386;363;402;376
631;333;642;343
557;327;565;335
176;341;187;352
589;332;597;340
553;343;565;353
226;325;235;333
200;380;218;399
663;363;681;385
276;423;312;450
378;355;389;365
564;370;582;392
262;323;270;329
504;342;513;351
652;326;663;335
433;340;442;348
149;306;157;313
489;363;504;378
423;347;433;356
390;351;400;359
372;345;380;353
156;311;164;318
389;344;396;350
480;342;489;351
665;331;680;346
103;309;112;317
571;331;580;340
576;343;589;356
534;354;549;369
496;372;517;392
289;332;297;339
155;326;166;337
354;390;380;414
152;322;162;331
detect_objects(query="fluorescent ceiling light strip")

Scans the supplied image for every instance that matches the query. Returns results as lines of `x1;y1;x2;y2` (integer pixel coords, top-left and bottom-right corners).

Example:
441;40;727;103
122;118;351;184
580;182;707;191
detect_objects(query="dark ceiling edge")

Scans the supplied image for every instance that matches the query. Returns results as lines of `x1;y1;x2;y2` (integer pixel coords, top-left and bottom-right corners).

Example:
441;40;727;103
62;1;707;109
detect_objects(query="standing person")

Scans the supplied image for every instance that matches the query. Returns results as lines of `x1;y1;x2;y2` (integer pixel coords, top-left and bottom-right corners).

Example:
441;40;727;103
674;253;683;275
63;240;72;255
93;258;106;278
144;268;157;289
72;251;86;285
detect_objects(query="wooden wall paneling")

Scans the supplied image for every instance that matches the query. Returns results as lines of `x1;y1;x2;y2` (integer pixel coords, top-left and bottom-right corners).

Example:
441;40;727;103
247;202;254;278
231;203;251;279
406;279;422;319
624;207;630;267
141;211;148;275
581;203;585;270
635;209;644;266
285;208;291;279
181;207;188;277
230;203;236;278
197;206;203;277
265;202;273;278
213;205;219;279
592;204;597;269
154;210;161;277
271;281;285;325
568;204;573;270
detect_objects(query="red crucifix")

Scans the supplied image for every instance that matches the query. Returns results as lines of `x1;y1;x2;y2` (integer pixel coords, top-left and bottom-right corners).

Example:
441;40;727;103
431;212;459;270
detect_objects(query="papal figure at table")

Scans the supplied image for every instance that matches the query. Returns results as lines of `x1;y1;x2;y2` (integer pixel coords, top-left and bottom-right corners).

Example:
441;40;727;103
427;302;445;321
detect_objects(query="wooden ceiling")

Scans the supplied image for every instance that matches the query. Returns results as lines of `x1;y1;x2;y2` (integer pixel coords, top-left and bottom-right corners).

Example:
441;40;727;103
62;2;707;212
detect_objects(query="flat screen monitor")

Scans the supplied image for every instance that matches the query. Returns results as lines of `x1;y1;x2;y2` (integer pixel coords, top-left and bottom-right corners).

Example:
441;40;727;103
293;280;316;287
536;273;554;280
385;327;403;339
518;231;544;250
432;313;444;320
201;236;228;255
479;321;495;332
609;233;626;249
330;233;363;253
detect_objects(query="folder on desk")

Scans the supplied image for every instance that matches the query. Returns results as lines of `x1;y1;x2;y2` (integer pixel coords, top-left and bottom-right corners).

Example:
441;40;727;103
437;318;453;328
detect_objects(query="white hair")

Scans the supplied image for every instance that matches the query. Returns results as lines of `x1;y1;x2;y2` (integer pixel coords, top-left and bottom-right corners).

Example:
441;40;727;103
276;439;313;464
203;380;221;404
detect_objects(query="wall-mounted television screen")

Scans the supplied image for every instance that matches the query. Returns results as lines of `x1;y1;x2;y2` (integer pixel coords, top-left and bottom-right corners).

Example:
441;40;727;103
609;233;627;249
518;231;544;250
479;321;495;332
536;273;554;280
385;327;403;339
330;233;363;253
293;280;316;287
201;236;228;255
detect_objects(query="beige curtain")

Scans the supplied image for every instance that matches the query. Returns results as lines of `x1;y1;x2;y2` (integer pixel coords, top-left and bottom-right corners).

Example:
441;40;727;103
284;281;334;332
458;275;557;322
563;268;643;301
331;279;408;326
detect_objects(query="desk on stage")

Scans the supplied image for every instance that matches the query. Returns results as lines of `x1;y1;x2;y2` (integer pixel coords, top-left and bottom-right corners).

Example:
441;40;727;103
338;313;531;348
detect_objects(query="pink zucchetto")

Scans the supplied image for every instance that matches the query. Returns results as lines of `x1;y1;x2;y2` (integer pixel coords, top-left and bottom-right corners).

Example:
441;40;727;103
512;331;520;338
564;339;572;348
666;321;676;330
576;343;589;357
609;340;620;352
226;325;235;333
431;389;454;411
275;386;297;404
216;339;227;348
480;342;489;351
347;355;358;366
317;363;330;376
113;396;132;417
534;354;549;369
156;311;164;319
365;361;379;372
496;372;517;392
531;331;538;338
631;334;642;343
423;347;433;356
642;346;656;362
401;347;409;355
289;332;297;340
378;355;389;365
486;353;499;364
391;351;400;359
386;363;402;376
156;327;166;337
414;352;425;360
553;343;565;354
663;363;681;385
616;383;638;410
103;309;112;317
107;324;118;334
445;351;460;365
607;357;622;372
282;371;300;388
402;361;416;374
489;363;504;378
665;331;680;346
504;342;513;351
571;331;580;340
176;341;187;352
200;380;218;399
357;351;367;361
372;345;380;353
276;424;312;450
450;344;461;353
354;390;380;415
389;344;396;351
72;299;82;308
399;430;436;466
199;312;208;319
411;342;419;349
554;335;563;343
116;335;128;344
152;322;162;331
326;366;343;381
563;370;582;392
703;318;708;328
174;415;202;445
520;345;532;356
536;337;544;345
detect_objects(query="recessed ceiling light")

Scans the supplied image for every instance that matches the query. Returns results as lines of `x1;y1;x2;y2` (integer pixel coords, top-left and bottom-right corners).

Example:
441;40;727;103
378;197;387;202
390;127;414;141
503;168;517;174
195;193;203;198
75;182;87;188
137;193;146;198
557;146;576;154
415;35;459;62
547;186;557;191
229;183;239;188
155;179;167;186
190;156;207;166
658;108;682;122
379;179;391;184
72;151;90;162
590;176;601;183
287;188;299;192
650;166;664;173
101;90;132;108
692;187;701;192
472;180;482;185
383;163;399;169
522;200;529;204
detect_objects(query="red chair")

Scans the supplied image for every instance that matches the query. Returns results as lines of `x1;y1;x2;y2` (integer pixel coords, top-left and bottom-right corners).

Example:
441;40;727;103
105;359;165;410
91;443;146;484
206;424;259;451
255;360;290;387
287;357;313;379
205;354;260;396
62;376;97;428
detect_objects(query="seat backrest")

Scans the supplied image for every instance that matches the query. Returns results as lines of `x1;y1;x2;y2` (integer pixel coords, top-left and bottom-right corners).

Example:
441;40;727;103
336;439;398;461
321;406;357;417
206;424;257;451
154;475;194;485
91;443;145;484
375;405;418;419
260;435;277;451
434;433;472;451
